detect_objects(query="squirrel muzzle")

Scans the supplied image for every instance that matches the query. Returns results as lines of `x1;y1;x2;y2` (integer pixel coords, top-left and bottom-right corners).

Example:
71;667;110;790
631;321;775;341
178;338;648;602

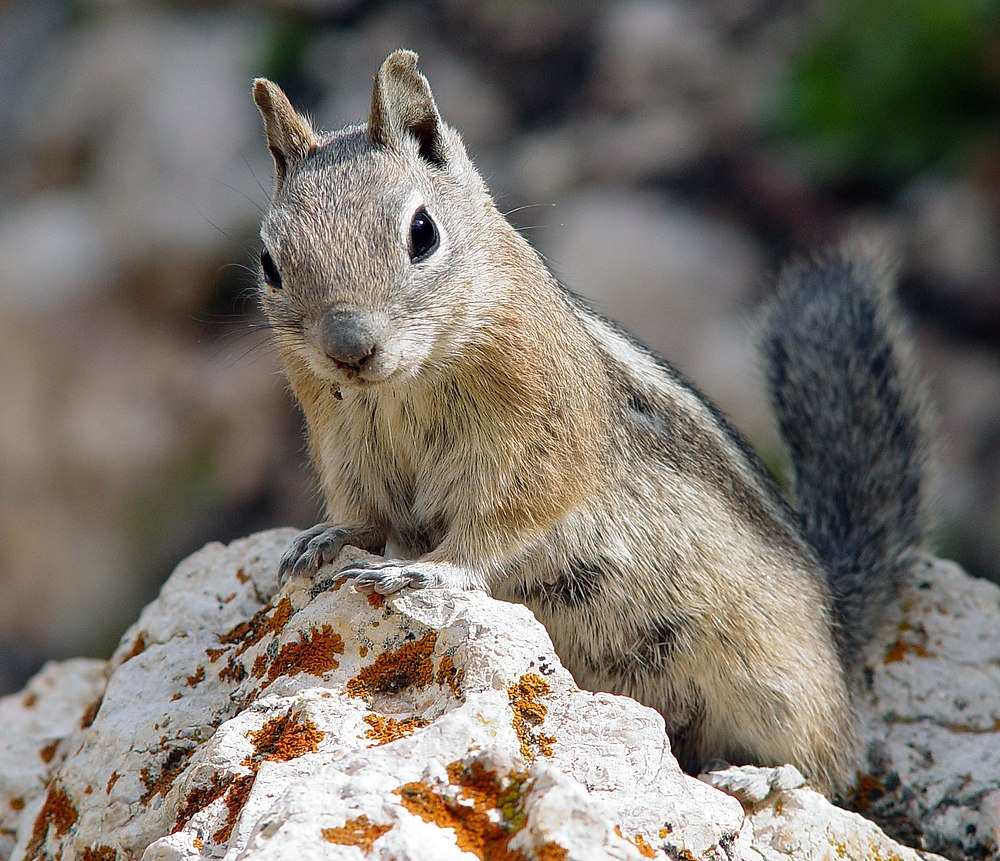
318;310;381;373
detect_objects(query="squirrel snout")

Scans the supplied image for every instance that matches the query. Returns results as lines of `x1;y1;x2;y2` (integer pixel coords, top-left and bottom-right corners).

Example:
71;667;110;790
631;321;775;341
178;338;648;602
318;311;380;372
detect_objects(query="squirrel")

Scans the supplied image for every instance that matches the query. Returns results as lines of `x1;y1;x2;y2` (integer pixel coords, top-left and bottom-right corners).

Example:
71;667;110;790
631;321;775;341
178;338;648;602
250;49;927;796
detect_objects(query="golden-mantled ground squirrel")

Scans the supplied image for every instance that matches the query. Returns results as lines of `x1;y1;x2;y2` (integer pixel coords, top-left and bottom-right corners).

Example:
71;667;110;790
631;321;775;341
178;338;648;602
250;50;927;796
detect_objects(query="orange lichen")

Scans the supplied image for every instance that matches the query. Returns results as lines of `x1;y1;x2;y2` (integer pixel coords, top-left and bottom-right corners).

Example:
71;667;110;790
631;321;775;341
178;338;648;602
187;666;205;687
395;760;548;861
173;711;319;843
22;692;38;708
615;827;656;858
262;625;345;682
635;832;656;858
534;845;569;861
9;797;24;811
139;746;195;804
367;592;386;610
80;846;116;861
174;771;255;846
211;774;256;845
218;657;247;684
121;634;146;663
252;653;268;677
106;771;119;795
942;717;1000;734
244;711;324;766
80;696;102;729
346;631;436;699
436;654;464;699
175;773;232;831
321;814;393;851
39;741;59;764
884;638;932;664
235;567;249;583
362;713;429;745
507;674;555;759
851;772;886;812
25;783;78;857
210;596;298;679
445;760;511;813
218;596;294;658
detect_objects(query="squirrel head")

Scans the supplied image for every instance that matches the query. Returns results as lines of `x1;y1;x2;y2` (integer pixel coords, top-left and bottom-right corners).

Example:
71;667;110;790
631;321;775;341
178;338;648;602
251;50;511;390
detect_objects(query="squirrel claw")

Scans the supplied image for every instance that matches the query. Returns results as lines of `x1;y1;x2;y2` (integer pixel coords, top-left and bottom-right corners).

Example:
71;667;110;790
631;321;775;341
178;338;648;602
337;560;441;595
279;525;353;582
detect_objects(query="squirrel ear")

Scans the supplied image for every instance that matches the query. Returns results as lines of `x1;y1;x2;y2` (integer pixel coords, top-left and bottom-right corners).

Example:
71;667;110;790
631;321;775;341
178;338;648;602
369;50;447;168
252;79;317;189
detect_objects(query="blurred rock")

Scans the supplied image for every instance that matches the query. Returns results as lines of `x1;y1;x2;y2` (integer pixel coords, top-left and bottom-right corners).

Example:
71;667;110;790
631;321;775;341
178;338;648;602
0;192;111;312
307;28;514;150
16;7;270;268
902;175;1000;319
594;0;728;113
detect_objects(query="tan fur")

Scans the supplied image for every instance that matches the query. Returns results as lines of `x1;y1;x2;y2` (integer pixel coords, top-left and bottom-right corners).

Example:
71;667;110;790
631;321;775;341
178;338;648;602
251;50;862;794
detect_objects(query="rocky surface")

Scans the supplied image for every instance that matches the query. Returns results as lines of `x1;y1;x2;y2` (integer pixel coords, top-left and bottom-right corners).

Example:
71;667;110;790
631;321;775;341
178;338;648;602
2;0;1000;698
857;557;1000;859
1;530;996;860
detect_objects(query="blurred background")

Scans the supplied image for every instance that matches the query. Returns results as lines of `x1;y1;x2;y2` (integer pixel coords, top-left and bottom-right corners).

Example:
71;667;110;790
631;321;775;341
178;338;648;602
1;0;998;695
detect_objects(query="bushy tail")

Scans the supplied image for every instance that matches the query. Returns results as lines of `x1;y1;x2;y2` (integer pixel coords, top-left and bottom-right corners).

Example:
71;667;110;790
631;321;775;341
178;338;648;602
760;250;928;663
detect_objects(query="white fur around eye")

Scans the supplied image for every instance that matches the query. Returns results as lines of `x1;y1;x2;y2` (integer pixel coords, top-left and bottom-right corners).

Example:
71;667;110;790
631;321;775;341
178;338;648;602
400;190;448;264
399;189;424;249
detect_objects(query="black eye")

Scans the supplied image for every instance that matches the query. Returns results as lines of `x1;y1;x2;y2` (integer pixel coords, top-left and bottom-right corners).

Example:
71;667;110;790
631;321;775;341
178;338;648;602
260;248;282;288
409;207;439;263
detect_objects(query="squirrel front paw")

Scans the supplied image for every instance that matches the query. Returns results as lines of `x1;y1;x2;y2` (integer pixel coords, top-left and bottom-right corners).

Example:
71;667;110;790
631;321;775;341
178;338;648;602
336;559;444;595
279;524;360;581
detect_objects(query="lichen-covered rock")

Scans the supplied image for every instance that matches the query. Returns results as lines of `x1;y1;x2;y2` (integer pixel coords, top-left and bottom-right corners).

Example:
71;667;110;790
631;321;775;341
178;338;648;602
703;764;942;861
0;531;992;860
856;556;1000;860
0;658;106;859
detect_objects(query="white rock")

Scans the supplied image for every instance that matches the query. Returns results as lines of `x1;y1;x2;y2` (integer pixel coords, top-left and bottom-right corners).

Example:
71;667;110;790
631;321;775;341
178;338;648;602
857;556;1000;859
0;658;106;859
0;531;989;860
708;767;938;861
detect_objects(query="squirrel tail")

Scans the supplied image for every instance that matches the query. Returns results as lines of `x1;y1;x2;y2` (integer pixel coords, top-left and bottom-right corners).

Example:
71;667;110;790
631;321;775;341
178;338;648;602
759;249;929;664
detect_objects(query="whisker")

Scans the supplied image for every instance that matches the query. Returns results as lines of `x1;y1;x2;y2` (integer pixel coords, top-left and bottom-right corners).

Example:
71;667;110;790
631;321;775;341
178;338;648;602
186;197;256;253
219;262;259;279
226;335;280;367
503;202;556;218
207;171;266;216
513;222;562;233
243;153;271;205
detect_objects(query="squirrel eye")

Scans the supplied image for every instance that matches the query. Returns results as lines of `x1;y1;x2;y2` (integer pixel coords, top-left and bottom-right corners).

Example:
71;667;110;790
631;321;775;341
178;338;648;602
260;248;282;288
409;207;439;263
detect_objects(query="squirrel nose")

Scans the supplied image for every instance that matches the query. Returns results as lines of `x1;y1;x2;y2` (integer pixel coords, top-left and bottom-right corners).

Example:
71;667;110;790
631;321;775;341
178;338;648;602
319;311;379;371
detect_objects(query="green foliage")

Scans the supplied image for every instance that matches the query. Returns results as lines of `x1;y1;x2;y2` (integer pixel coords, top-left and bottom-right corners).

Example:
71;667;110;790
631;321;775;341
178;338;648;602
261;14;311;89
776;0;1000;183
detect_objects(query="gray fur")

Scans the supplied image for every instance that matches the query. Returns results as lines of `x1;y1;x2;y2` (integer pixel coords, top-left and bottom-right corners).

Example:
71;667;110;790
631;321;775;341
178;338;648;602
250;50;928;796
759;251;928;663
